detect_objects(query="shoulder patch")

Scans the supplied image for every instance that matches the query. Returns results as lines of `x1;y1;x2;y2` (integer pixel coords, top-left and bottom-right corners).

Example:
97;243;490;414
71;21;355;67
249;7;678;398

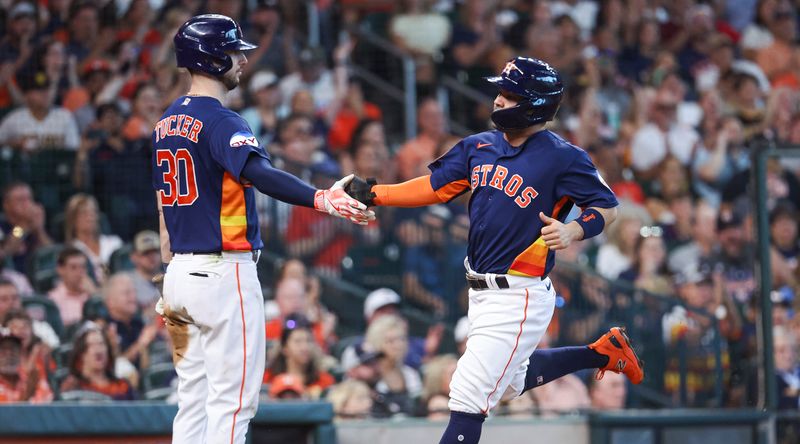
229;131;258;148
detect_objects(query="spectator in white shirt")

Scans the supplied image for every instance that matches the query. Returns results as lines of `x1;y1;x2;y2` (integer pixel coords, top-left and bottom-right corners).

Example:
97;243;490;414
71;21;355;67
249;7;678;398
630;90;699;180
0;69;79;152
278;47;335;116
64;194;122;285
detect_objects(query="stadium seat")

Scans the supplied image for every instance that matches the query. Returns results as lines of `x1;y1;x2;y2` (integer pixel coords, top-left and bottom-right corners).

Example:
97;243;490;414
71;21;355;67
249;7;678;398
341;244;402;290
59;390;113;402
22;295;64;340
330;335;362;362
147;340;173;365
109;244;134;274
142;362;177;393
53;343;73;369
49;367;71;399
26;244;64;294
144;386;174;401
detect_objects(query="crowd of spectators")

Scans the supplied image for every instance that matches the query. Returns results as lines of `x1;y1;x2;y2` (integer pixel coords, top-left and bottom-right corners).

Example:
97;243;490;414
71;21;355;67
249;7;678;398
0;0;798;428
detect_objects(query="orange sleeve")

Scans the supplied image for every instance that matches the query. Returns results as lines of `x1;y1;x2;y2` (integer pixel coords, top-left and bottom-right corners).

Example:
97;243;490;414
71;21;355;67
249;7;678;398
373;175;468;207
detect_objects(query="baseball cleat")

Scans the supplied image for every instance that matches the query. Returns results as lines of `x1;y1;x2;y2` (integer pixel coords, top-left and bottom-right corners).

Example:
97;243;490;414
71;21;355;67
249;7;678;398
588;327;644;384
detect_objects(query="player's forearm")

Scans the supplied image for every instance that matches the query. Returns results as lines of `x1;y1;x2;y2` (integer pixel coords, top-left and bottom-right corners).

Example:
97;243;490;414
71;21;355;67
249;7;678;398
156;193;172;264
241;155;316;207
373;175;446;207
595;206;617;228
568;206;617;241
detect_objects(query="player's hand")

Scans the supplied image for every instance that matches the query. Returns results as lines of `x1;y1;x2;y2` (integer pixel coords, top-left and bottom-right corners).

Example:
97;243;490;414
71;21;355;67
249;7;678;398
314;174;376;225
344;175;378;206
539;212;583;250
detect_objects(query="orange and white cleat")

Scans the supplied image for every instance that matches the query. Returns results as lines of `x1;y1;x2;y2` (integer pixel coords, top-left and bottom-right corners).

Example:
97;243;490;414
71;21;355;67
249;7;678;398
589;327;645;385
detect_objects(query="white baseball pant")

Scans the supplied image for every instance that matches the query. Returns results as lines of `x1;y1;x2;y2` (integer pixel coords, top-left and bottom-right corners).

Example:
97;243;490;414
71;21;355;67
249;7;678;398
448;261;555;415
161;252;265;444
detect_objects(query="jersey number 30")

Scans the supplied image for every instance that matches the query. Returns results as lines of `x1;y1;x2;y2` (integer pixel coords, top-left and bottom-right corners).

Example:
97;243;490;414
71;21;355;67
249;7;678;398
157;149;199;206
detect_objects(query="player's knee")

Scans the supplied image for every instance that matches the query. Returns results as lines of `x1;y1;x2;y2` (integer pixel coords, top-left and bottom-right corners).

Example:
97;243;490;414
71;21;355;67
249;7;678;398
448;397;484;415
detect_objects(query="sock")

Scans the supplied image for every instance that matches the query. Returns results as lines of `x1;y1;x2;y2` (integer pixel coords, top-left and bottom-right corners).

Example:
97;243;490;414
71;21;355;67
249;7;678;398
438;411;486;444
522;346;609;393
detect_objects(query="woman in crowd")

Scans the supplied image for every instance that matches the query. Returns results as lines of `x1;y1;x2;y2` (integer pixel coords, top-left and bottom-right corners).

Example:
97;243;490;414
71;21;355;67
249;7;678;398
594;200;652;280
263;315;335;399
60;323;134;400
364;314;422;417
64;193;122;284
327;379;374;420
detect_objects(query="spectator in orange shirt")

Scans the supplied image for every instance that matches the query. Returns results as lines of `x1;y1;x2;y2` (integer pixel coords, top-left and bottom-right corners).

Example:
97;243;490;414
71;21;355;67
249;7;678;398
122;82;162;142
64;58;114;132
327;79;382;153
265;278;334;352
395;98;448;181
3;309;53;380
756;8;796;84
263;315;334;400
0;329;52;403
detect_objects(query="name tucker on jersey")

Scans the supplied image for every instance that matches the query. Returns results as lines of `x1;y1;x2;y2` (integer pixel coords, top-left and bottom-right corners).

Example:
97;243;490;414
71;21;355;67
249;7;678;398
471;164;539;208
154;115;204;143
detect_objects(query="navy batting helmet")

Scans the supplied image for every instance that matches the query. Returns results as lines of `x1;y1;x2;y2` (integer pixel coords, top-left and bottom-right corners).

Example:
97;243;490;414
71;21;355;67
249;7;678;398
174;14;256;77
485;57;564;131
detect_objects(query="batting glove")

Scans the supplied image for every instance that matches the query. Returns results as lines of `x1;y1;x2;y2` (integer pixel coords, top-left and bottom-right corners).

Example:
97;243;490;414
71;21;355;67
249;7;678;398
314;174;376;225
345;176;377;206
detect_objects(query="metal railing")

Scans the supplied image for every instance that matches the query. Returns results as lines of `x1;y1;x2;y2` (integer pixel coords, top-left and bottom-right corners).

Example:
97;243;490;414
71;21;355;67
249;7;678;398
437;75;494;137
752;144;800;410
550;261;726;408
350;26;417;142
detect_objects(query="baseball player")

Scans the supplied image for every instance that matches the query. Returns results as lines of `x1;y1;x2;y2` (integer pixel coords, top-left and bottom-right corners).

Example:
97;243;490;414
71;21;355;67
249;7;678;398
153;15;373;444
346;57;643;444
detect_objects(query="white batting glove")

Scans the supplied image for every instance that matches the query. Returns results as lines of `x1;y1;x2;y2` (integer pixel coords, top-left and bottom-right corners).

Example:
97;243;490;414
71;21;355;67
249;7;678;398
314;174;376;225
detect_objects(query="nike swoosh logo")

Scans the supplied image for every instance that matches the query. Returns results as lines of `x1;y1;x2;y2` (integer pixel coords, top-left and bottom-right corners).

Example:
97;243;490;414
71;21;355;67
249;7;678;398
545;282;551;291
477;142;492;149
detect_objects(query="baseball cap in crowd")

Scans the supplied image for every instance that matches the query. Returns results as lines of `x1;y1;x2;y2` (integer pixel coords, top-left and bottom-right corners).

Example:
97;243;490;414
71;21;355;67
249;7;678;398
354;343;384;366
363;288;401;320
673;264;713;287
454;316;470;344
298;47;325;66
16;69;50;92
268;373;305;398
134;230;160;254
249;70;279;94
256;0;282;11
716;208;744;231
82;58;112;79
10;2;36;20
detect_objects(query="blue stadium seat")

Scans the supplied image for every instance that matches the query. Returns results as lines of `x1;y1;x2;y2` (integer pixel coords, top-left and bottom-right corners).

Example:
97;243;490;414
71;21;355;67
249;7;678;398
142;362;176;393
59;390;113;402
109;244;134;274
26;244;64;294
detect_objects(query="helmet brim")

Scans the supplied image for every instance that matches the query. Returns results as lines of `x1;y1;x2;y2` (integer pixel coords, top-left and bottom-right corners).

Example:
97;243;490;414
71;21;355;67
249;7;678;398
223;39;258;51
485;76;526;97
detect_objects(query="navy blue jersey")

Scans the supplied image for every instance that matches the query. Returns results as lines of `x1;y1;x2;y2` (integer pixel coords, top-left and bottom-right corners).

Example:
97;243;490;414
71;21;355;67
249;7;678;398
152;96;268;253
429;129;618;277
